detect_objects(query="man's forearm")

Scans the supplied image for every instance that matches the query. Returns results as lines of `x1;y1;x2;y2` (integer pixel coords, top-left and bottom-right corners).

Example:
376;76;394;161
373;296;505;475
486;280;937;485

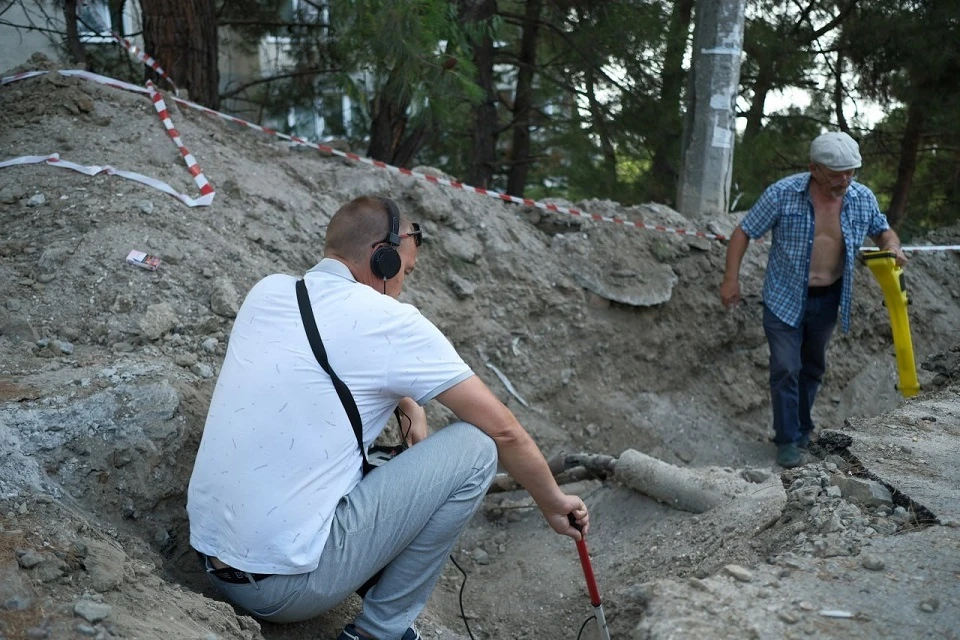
723;226;750;281
876;229;902;251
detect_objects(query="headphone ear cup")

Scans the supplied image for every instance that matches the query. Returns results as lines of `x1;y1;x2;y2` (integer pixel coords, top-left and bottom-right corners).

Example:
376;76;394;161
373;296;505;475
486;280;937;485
371;246;401;280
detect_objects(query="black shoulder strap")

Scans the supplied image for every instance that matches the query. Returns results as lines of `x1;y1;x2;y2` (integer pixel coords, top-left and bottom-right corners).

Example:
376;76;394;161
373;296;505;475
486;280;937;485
296;279;373;475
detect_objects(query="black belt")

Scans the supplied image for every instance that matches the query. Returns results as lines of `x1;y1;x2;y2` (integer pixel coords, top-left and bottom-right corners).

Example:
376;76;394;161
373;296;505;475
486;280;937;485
197;551;274;584
211;566;275;584
808;278;842;298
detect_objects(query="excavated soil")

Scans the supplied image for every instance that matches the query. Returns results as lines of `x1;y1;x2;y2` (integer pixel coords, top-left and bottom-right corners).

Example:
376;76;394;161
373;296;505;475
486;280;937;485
2;56;960;640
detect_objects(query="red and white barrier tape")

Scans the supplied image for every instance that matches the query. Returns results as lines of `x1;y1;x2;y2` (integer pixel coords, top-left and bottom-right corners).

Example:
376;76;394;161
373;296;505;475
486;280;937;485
111;32;178;94
2;69;959;253
0;153;213;207
146;81;214;198
1;70;213;206
156;92;729;241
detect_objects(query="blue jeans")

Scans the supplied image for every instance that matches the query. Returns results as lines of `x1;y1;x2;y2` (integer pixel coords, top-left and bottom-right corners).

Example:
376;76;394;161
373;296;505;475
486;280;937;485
762;288;840;446
204;422;497;639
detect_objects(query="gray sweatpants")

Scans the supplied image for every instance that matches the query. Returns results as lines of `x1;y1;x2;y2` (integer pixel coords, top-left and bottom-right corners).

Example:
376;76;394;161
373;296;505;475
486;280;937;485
203;421;498;639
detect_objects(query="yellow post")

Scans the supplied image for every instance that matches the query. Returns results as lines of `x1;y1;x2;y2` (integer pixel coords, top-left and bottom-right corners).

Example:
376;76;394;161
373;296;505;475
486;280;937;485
861;250;920;398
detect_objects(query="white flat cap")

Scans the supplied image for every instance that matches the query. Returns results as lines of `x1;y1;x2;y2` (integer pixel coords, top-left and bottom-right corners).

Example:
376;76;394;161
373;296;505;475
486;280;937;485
810;131;862;171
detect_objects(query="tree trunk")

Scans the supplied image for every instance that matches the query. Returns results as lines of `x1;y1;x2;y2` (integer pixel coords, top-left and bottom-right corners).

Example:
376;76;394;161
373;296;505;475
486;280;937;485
832;52;848;133
62;0;88;68
585;64;617;197
743;64;771;143
459;0;499;188
140;0;219;108
367;71;409;162
506;0;541;197
648;0;694;204
887;100;925;229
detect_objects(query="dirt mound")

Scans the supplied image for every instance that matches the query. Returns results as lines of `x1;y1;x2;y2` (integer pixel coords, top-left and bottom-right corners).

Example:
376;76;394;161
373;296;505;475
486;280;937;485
2;55;960;639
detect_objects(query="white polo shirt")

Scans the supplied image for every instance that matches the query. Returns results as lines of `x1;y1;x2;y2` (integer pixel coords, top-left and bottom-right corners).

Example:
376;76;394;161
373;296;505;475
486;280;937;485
187;259;473;574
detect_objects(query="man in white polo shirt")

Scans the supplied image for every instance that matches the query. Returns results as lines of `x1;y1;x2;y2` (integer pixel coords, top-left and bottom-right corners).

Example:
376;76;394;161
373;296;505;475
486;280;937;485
187;196;590;640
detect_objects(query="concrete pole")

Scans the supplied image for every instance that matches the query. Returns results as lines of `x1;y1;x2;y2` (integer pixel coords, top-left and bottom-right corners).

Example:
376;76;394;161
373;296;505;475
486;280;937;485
676;0;746;219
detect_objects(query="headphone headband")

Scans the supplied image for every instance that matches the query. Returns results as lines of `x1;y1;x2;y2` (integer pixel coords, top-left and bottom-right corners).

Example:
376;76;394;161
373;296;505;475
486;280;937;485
379;197;402;247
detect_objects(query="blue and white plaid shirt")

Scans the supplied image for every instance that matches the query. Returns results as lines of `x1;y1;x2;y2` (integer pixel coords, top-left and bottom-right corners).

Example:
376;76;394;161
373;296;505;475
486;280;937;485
740;172;890;333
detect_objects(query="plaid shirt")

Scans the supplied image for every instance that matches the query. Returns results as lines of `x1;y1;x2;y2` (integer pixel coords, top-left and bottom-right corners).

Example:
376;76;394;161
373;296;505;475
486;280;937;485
740;173;890;333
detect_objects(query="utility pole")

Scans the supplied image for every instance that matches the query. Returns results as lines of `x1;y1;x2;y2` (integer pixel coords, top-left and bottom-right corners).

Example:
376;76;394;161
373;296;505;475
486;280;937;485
676;0;746;219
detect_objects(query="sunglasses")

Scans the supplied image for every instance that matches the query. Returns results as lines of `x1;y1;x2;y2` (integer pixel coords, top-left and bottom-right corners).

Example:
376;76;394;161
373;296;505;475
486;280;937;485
400;222;422;248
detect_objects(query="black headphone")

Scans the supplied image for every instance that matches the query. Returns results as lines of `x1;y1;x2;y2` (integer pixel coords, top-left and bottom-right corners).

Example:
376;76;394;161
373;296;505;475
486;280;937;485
370;197;402;280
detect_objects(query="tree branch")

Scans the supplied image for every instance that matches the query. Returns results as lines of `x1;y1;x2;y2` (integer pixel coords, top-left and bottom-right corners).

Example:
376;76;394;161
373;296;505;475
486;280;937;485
219;68;337;100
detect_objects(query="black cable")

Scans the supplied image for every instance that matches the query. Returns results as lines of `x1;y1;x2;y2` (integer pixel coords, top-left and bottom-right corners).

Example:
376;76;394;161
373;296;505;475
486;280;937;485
447;553;476;640
394;407;411;449
576;615;597;640
449;548;596;639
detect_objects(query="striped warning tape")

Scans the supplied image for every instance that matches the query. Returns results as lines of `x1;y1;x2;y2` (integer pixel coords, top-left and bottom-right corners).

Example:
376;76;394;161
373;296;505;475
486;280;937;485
0;70;213;206
111;32;178;94
146;81;214;198
157;91;729;241
0;153;214;207
1;68;958;253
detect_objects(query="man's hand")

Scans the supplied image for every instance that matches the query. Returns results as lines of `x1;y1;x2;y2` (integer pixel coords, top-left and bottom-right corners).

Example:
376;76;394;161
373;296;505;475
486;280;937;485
890;246;909;267
719;277;742;309
544;496;590;541
397;397;428;445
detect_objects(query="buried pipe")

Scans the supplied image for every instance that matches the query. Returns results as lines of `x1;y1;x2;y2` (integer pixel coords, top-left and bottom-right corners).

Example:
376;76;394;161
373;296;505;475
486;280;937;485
614;449;726;513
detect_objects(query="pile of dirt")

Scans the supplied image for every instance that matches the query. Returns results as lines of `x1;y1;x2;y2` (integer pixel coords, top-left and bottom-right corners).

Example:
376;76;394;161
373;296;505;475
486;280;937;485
2;54;959;639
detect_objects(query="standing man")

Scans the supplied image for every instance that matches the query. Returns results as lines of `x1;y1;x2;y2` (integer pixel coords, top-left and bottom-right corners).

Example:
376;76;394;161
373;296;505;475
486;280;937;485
187;196;590;640
720;132;907;468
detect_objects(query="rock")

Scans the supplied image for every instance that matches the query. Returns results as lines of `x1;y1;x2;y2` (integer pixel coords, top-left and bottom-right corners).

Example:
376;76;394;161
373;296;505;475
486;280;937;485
175;353;199;367
16;549;44;569
209;279;239;318
4;594;33;610
25;193;46;207
447;273;476;299
830;475;894;508
74;598;112;623
472;548;491;565
0;185;26;204
83;539;126;592
723;564;752;582
138;302;179;341
37;246;72;274
138;199;154;215
192;362;215;378
918;597;939;612
860;554;885;571
1;316;39;342
741;468;771;483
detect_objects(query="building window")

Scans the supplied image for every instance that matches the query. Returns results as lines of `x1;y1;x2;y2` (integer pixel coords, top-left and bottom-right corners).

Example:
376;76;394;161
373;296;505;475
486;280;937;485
77;0;113;43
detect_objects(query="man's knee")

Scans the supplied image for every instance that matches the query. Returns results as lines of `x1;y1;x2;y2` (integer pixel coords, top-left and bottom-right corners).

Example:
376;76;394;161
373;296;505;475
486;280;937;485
446;421;498;473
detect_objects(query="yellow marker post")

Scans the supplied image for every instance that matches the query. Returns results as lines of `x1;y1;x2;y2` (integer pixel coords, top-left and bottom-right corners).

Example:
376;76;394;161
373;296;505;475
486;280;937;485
861;250;920;398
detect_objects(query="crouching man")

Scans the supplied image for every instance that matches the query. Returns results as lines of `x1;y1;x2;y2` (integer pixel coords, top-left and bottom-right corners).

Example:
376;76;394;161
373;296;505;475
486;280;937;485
187;196;590;639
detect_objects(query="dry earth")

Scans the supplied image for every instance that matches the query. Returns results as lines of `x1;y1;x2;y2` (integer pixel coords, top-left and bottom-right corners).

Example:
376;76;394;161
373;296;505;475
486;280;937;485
1;55;959;640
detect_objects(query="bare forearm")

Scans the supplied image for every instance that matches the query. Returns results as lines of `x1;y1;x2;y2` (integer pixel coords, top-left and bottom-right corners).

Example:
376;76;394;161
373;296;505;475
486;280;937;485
723;226;750;282
876;229;901;251
494;427;566;510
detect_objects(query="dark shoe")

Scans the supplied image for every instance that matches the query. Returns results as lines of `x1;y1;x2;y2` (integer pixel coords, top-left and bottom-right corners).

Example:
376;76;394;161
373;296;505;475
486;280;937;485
776;443;802;468
338;623;421;640
797;432;812;449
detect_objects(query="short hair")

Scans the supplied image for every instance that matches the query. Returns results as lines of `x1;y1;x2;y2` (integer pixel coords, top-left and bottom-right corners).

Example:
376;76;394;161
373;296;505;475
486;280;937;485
324;196;400;264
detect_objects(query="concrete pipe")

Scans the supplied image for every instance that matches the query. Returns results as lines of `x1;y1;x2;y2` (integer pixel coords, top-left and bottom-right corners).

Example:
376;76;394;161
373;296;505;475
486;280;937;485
614;448;726;513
